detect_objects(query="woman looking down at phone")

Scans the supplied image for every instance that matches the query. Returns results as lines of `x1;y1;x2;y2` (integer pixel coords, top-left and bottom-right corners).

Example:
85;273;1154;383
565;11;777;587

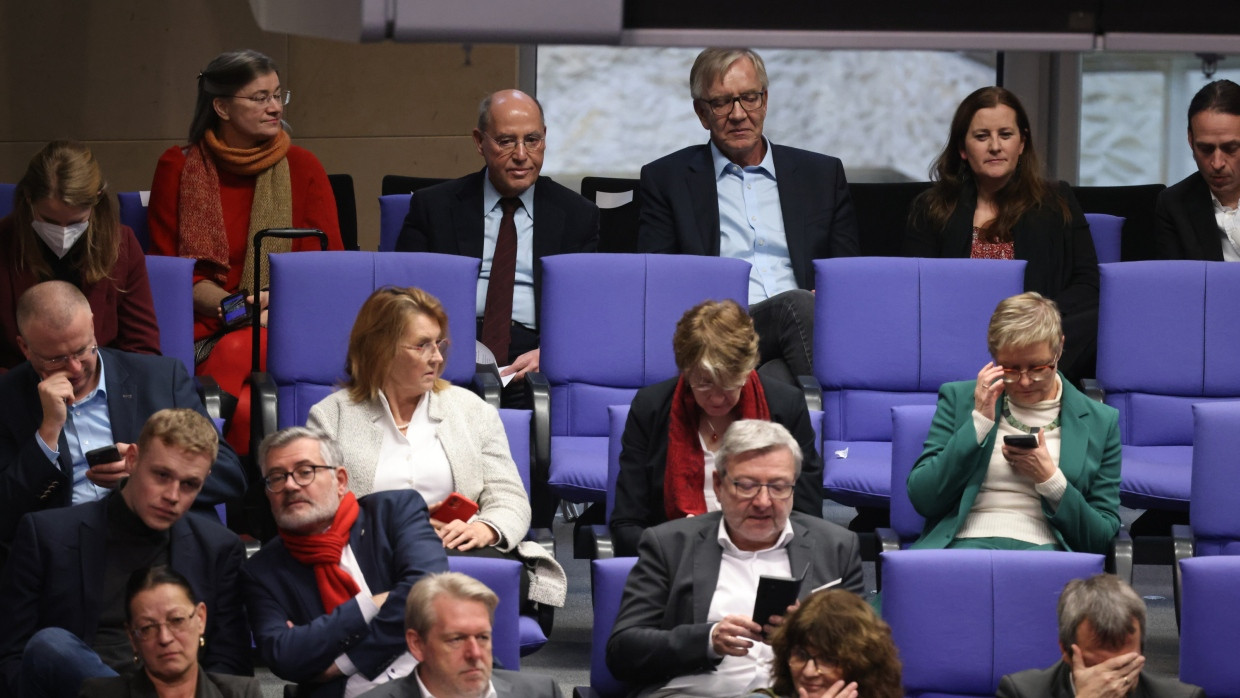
906;292;1120;553
307;286;565;609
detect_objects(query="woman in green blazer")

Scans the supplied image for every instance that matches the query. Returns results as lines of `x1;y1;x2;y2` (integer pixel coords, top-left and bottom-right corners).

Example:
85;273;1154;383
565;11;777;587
907;292;1120;553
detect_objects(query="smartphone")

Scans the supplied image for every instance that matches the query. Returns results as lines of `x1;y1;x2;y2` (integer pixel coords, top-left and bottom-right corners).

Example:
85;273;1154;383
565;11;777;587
219;292;250;327
431;492;480;524
85;444;122;468
1003;427;1040;449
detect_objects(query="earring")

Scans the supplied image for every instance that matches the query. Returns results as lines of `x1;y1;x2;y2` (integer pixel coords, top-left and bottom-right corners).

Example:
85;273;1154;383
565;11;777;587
134;654;141;665
199;636;205;648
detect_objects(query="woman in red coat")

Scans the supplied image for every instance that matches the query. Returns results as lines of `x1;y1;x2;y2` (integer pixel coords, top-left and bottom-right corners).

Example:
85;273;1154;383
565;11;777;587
148;49;343;452
0;141;159;371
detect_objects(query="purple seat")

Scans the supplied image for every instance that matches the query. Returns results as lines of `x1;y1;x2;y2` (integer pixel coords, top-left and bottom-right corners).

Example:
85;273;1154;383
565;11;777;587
884;549;1105;698
445;556;523;670
573;557;637;698
1084;212;1123;265
143;255;196;376
0;183;14;219
378;194;410;252
497;408;551;657
538;254;750;503
813;257;1026;508
1097;261;1240;511
261;251;482;429
117;191;151;252
877;404;937;552
1179;556;1240;697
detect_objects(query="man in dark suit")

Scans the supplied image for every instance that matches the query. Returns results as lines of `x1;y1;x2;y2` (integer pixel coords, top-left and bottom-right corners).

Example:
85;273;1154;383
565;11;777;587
358;572;561;698
1155;79;1240;261
394;89;599;407
998;574;1202;698
637;48;860;384
606;420;863;697
242;427;449;698
0;408;249;698
0;281;245;549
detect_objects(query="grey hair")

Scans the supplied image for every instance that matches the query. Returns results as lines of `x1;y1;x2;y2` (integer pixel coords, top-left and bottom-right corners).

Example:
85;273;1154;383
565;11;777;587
689;48;769;100
987;291;1064;358
476;90;546;132
256;426;343;472
404;572;499;637
715;419;802;479
1058;574;1147;654
16;280;91;337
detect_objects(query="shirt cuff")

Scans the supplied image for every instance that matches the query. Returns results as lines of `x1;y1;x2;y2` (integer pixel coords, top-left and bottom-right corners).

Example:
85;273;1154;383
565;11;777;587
971;410;995;445
335;654;359;677
1035;468;1068;508
35;433;59;462
356;591;380;623
476;519;503;547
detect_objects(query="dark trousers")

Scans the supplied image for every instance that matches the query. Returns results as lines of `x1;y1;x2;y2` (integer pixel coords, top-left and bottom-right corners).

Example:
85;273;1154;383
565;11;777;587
750;289;816;386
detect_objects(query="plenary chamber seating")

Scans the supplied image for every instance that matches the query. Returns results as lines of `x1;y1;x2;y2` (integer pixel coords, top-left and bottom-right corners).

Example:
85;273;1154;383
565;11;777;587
574;556;638;698
118;191;152;251
1179;556;1240;697
806;257;1026;510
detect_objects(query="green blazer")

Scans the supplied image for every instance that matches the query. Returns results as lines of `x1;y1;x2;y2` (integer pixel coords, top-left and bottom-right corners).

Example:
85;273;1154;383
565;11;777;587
907;375;1121;553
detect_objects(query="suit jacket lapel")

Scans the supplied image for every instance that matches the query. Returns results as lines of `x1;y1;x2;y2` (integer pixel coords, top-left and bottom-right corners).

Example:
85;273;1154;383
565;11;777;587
785;518;817;587
455;171;487;258
79;503;109;637
349;507;380;588
1056;378;1091;487
772;146;811;286
531;178;566;326
942;184;979;258
687;147;721;255
103;350;136;445
1187;175;1225;261
692;522;723;623
350;399;387;495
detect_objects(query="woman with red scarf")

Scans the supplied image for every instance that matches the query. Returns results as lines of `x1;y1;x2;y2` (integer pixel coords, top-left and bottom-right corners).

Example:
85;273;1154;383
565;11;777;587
147;49;343;452
609;299;824;557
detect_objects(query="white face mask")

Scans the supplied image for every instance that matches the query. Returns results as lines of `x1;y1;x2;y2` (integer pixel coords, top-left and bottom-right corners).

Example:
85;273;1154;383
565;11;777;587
31;219;89;258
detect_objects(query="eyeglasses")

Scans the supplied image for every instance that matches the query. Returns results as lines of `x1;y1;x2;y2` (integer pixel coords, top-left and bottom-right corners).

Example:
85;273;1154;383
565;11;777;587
789;648;835;672
131;613;196;641
728;479;794;500
481;131;546;154
688;377;746;395
232;89;291;106
699;91;766;116
262;464;336;493
33;343;97;371
1000;362;1057;384
402;339;450;359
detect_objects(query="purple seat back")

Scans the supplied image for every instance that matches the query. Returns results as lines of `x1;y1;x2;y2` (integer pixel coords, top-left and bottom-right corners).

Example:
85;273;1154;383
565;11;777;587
541;254;750;438
1098;261;1240;447
606;404;630;522
815;257;1025;443
1191;401;1240;555
884;549;1104;697
588;557;637;698
1084;213;1123;264
267;251;480;427
0;183;14;219
144;255;196;376
890;405;937;542
378;194;410;252
118;191;151;251
445;556;522;670
1180;556;1240;696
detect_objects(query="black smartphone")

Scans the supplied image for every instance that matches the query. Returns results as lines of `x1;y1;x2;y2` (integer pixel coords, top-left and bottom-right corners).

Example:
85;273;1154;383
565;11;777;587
219;292;250;327
85;445;122;468
1003;427;1040;449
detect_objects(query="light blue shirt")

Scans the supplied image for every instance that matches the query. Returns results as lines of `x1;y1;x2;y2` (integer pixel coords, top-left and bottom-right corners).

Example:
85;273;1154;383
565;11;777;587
478;173;537;330
35;352;113;504
713;140;799;303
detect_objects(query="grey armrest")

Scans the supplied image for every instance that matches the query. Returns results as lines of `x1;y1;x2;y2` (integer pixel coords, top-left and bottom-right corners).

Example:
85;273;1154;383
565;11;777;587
471;371;502;408
249;371;279;458
1172;523;1194;629
797;375;823;413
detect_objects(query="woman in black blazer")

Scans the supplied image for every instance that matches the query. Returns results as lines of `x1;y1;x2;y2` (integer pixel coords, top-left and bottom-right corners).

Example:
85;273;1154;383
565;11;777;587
609;300;823;558
905;86;1099;386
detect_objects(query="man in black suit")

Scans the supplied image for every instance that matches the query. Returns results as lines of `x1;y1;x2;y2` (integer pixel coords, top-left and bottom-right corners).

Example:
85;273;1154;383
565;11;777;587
637;48;860;384
0;408;249;698
606;420;863;698
997;574;1203;698
394;89;599;407
1155;79;1240;261
0;281;244;550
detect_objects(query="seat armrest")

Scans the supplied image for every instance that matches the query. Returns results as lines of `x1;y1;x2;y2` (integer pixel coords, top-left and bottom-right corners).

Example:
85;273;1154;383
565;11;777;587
196;375;225;422
797;375;823;413
250;371;279;457
471;370;502;408
1107;527;1134;584
1171;523;1194;629
1081;378;1104;402
526;371;551;479
573;688;602;698
525;526;556;558
874;527;902;590
586;524;614;559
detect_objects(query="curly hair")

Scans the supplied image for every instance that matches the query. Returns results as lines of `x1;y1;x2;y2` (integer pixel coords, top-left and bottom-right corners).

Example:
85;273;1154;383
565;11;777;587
766;590;903;698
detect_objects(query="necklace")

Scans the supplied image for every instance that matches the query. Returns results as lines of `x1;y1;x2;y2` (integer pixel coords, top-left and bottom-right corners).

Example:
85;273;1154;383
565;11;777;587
701;414;730;443
1001;399;1060;433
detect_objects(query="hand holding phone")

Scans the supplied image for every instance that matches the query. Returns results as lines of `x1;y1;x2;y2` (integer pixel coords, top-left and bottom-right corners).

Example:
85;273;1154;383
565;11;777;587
1003;427;1040;449
430;493;480;524
219;292;250;328
85;445;122;468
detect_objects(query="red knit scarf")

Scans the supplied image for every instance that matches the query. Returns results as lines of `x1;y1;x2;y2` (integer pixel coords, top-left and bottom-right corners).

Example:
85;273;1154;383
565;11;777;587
664;371;769;520
279;491;362;613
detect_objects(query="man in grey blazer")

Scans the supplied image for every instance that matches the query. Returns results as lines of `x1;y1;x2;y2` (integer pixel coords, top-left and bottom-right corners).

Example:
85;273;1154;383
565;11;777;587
605;420;863;698
358;572;560;698
1155;79;1240;261
997;574;1203;698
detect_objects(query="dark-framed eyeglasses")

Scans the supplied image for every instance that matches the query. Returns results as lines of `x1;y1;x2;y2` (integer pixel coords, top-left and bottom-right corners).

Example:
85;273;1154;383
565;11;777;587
232;89;291;106
34;343;97;371
789;647;836;672
482;131;545;154
728;478;794;500
699;91;766;116
262;464;336;492
1000;363;1057;384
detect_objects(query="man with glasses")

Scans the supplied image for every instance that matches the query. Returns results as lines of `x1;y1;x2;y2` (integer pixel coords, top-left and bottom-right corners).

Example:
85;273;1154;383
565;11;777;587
606;420;862;698
0;281;245;551
637;48;861;387
243;427;447;698
394;89;599;408
0;408;249;698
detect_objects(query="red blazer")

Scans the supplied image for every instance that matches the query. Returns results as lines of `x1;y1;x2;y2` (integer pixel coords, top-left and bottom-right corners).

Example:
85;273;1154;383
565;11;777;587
147;143;343;340
0;216;160;371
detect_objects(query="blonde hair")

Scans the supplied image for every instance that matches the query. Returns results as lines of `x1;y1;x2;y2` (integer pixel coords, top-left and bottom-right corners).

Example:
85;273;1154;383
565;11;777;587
345;287;450;403
672;299;759;385
137;409;219;464
404;572;499;637
987;292;1063;358
689;48;769;100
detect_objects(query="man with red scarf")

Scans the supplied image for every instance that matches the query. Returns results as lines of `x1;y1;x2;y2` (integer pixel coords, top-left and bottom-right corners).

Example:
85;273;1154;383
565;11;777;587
242;427;447;698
